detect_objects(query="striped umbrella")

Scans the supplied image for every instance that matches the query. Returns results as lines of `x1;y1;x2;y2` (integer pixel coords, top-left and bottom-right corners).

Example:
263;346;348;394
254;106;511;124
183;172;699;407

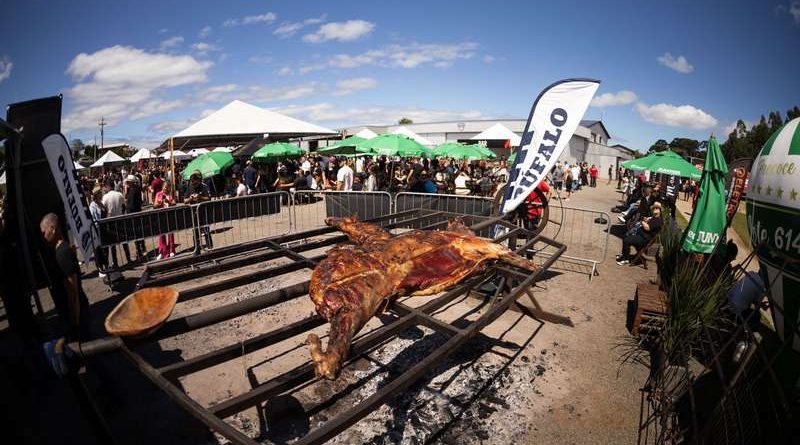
745;117;800;351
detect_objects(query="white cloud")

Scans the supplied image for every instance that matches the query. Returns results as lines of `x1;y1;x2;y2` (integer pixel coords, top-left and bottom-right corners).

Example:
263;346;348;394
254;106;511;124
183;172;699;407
590;90;638;107
192;82;320;105
792;1;800;23
482;55;495;64
63;45;212;131
303;20;375;43
158;28;169;34
297;42;478;74
273;102;483;126
248;55;273;65
159;36;184;50
223;12;276;27
198;26;212;39
191;42;221;55
657;52;694;74
635;102;718;129
333;77;377;96
0;56;12;83
274;15;327;38
277;66;294;76
201;83;238;102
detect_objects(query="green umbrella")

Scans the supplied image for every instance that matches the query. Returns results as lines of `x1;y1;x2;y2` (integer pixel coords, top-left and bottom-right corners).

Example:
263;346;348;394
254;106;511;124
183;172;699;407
356;134;427;157
318;136;368;156
622;151;701;180
251;142;304;161
682;137;729;253
182;151;234;180
433;142;496;160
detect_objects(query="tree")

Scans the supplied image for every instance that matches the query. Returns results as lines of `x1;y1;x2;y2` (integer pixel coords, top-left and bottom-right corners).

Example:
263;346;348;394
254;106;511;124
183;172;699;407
648;139;669;153
70;138;85;158
668;138;700;157
398;117;413;125
768;111;783;133
83;144;99;161
787;106;800;122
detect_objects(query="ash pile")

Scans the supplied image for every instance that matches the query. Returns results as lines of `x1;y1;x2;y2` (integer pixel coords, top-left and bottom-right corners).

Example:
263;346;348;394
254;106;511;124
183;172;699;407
230;319;554;445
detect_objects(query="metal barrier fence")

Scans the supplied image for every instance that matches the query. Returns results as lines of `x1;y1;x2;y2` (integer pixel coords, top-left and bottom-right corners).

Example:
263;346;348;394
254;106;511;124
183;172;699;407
93;191;609;278
96;205;198;267
195;192;291;251
394;192;495;237
291;191;393;233
537;205;611;277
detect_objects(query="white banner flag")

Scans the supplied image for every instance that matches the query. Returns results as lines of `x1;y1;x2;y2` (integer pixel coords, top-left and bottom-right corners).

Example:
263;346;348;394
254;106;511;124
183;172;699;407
501;79;600;213
42;133;98;260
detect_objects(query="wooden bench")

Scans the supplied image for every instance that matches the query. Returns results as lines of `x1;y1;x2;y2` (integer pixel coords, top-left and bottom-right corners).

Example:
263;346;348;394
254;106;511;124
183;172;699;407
632;283;667;337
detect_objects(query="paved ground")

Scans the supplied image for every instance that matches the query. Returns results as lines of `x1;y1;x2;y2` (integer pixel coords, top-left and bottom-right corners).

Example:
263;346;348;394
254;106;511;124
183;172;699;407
2;178;655;444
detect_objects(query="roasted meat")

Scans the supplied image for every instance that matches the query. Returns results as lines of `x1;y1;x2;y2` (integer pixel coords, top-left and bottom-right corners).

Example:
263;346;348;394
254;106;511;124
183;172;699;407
307;216;538;379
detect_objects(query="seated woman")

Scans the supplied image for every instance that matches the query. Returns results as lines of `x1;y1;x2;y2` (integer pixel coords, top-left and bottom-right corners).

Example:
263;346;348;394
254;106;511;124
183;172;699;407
616;202;664;265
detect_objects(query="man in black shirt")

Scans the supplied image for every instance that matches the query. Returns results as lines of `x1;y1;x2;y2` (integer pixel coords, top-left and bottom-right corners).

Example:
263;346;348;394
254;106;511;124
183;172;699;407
39;213;91;340
184;171;213;249
243;160;258;194
123;175;146;262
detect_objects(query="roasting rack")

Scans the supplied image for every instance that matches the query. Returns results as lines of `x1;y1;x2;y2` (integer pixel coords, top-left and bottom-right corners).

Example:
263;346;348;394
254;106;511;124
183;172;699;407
70;208;565;445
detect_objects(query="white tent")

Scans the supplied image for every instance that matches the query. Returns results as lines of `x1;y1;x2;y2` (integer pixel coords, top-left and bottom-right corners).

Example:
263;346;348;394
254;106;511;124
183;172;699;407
90;150;126;168
129;148;157;162
187;148;210;157
171;100;336;149
74;161;87;170
353;128;378;139
161;150;192;161
391;126;433;146
471;123;522;146
213;146;235;153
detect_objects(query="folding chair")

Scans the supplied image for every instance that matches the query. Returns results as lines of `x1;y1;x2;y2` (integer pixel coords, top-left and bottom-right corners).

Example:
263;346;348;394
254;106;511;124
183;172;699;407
629;236;659;269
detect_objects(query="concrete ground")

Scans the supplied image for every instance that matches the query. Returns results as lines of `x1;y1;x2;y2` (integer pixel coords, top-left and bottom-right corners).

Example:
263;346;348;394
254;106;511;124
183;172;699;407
1;177;655;445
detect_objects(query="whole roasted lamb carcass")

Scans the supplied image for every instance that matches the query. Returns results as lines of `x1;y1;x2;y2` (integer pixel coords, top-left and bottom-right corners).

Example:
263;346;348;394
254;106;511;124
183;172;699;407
307;217;538;379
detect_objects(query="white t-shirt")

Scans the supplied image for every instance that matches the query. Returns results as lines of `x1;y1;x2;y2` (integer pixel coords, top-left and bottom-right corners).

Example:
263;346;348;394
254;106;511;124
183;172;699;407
102;190;125;216
301;160;311;172
454;175;469;195
236;183;248;197
336;165;354;191
355;157;365;174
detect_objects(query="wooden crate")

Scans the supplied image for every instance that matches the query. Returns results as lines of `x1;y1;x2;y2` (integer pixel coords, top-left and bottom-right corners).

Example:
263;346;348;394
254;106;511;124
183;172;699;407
632;283;667;337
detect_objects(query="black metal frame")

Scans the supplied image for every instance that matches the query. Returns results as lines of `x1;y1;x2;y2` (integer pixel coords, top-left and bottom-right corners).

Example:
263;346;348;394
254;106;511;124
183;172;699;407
73;208;564;445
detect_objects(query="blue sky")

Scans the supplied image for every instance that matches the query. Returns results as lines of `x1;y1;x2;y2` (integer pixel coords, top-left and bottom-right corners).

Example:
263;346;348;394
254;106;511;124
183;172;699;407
1;0;798;151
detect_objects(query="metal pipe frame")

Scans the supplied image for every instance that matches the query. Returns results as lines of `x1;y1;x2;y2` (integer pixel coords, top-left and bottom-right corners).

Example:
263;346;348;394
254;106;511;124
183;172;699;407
79;208;564;445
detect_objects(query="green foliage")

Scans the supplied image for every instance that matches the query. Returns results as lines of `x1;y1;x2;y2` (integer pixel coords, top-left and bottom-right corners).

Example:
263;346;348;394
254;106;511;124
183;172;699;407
398;117;413;125
648;139;669;153
720;107;799;162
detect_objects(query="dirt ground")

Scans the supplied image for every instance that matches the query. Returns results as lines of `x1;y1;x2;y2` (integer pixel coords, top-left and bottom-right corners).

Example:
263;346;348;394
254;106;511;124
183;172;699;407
3;178;655;445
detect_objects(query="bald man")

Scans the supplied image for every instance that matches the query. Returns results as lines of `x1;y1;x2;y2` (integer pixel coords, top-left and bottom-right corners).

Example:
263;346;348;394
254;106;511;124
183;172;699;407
40;213;91;340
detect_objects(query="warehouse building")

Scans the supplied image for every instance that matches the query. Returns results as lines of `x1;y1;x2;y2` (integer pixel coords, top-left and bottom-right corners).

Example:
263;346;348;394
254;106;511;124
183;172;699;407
340;118;636;171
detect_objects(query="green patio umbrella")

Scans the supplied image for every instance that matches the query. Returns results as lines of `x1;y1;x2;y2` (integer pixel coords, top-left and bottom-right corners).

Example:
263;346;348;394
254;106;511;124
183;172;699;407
318;136;369;156
622;151;701;180
682;137;729;253
251;142;304;161
182;151;234;180
433;142;496;160
356;134;427;157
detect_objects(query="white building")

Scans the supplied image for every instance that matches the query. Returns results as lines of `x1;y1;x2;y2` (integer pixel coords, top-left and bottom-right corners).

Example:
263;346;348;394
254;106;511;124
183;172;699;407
339;119;636;171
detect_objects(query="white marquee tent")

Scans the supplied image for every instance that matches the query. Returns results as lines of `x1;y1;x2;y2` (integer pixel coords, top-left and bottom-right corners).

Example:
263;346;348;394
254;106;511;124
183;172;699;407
129;148;157;162
353;128;379;139
390;126;433;146
213;146;235;153
168;100;336;149
471;123;522;146
161;150;192;161
187;148;210;157
90;150;126;168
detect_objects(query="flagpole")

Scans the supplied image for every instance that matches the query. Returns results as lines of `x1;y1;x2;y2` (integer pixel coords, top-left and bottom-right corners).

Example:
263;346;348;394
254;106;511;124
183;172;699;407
170;137;175;198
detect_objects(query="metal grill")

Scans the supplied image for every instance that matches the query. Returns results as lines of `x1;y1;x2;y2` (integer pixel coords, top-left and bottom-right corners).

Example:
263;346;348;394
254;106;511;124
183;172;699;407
72;209;564;445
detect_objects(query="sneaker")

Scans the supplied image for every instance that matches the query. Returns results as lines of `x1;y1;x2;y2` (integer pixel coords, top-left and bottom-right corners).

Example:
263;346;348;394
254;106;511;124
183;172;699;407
169;253;175;258
617;215;626;223
156;254;163;261
615;254;624;261
98;271;107;278
616;258;629;265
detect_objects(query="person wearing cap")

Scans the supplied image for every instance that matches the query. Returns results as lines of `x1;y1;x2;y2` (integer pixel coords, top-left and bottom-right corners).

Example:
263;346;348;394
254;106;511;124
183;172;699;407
185;171;213;249
101;182;125;269
123;174;146;262
617;202;664;265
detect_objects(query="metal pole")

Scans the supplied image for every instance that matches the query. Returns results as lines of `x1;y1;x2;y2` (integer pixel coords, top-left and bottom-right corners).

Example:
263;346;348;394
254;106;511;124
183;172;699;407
169;137;175;194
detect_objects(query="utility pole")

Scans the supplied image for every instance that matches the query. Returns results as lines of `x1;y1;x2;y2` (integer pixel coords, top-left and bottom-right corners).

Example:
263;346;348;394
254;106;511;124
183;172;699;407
98;117;106;152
